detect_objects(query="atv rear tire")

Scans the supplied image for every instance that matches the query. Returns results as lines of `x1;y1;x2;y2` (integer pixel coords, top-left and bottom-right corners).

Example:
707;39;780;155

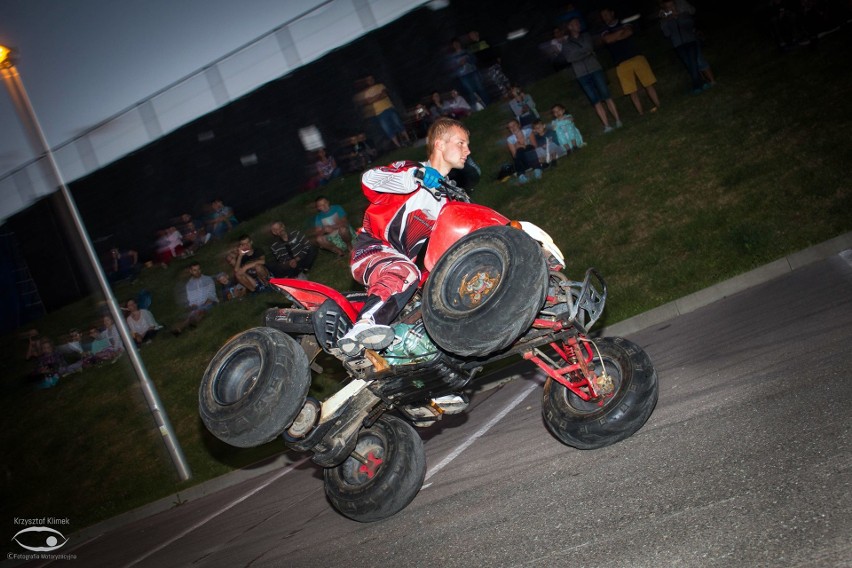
542;337;658;449
324;415;426;522
422;225;547;357
199;327;311;448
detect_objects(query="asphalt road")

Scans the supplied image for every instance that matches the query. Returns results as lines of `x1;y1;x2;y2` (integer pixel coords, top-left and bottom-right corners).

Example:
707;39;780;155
23;251;852;568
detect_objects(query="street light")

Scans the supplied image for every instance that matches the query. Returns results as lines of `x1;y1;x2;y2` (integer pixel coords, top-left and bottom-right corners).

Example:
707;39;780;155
0;45;192;481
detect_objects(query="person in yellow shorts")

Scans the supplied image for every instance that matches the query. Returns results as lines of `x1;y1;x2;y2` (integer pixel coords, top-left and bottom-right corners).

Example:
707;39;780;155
599;7;662;116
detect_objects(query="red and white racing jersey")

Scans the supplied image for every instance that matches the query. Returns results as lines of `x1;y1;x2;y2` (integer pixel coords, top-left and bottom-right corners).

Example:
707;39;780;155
360;160;447;259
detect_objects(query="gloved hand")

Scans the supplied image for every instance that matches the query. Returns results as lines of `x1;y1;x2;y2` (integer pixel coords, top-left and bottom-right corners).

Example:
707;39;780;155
420;167;444;189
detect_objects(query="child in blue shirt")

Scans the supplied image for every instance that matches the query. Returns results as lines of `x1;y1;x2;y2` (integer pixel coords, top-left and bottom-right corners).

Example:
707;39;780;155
550;103;586;151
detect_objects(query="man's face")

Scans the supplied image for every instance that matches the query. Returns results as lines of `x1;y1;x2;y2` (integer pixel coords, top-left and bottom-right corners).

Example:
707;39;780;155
271;223;284;237
316;199;330;213
239;239;252;254
567;18;581;34
189;265;202;278
438;126;471;170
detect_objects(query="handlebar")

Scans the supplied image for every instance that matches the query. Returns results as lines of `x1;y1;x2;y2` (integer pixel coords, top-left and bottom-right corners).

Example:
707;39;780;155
413;169;470;203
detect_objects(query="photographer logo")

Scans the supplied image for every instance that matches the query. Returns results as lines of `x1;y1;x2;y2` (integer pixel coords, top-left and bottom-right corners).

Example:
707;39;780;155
12;526;68;552
8;517;77;561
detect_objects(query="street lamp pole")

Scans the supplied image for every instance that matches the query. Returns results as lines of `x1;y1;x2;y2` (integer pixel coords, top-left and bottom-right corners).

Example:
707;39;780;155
0;45;192;482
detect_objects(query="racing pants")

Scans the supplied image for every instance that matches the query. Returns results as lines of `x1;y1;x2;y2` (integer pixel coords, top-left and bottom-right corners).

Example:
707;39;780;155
350;234;421;326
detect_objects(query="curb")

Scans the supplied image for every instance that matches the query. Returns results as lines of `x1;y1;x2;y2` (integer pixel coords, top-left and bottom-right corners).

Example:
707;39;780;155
67;231;852;546
599;232;852;338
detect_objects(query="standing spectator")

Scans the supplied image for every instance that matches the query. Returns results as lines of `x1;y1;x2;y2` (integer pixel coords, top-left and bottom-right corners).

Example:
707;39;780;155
207;199;238;239
315;148;342;186
467;30;511;100
353;75;410;149
509;86;540;127
234;235;270;293
506;119;544;184
312;196;354;257
173;262;219;335
268;221;317;279
674;0;716;84
600;7;662;116
561;17;623;133
659;0;714;93
106;247;140;283
448;38;490;108
124;298;161;346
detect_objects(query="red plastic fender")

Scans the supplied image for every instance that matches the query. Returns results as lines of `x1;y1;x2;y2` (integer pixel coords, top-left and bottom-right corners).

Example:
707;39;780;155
423;201;510;271
269;278;363;322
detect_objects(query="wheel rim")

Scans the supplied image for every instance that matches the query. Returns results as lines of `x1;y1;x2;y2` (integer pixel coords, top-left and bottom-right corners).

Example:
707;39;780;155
340;432;386;486
214;347;262;405
566;356;623;413
441;248;504;313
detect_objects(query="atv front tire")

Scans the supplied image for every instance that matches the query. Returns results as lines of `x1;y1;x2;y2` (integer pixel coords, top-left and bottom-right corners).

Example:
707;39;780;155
542;337;658;449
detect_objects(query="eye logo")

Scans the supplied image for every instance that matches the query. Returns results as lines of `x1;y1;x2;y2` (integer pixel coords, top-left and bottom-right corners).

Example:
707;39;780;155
11;526;69;552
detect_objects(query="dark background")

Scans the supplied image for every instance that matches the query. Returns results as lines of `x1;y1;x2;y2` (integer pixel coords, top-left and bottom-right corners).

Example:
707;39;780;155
0;0;742;326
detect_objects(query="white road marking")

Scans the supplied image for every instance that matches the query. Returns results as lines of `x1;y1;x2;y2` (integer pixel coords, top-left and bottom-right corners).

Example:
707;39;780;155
121;456;312;568
423;380;539;484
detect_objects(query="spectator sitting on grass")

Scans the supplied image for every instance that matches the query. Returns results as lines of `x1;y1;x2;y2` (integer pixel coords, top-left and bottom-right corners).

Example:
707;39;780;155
106;247;140;283
315;148;342;186
124;298;161;346
506;119;544;184
550;103;586;151
207;199;238;239
31;337;83;388
531;119;567;165
56;328;85;357
268;221;317;279
101;315;125;353
234;235;270;293
82;325;123;363
215;272;247;301
173;262;219;335
311;197;354;258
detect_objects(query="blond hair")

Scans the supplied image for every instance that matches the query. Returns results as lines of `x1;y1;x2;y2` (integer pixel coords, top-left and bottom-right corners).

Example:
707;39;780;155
426;117;468;158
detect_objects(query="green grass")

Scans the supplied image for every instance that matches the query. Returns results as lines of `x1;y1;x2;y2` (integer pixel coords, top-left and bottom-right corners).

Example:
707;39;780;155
1;20;850;537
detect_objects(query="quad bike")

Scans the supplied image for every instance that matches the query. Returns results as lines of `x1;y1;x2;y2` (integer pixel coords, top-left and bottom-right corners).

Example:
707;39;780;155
199;172;659;522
